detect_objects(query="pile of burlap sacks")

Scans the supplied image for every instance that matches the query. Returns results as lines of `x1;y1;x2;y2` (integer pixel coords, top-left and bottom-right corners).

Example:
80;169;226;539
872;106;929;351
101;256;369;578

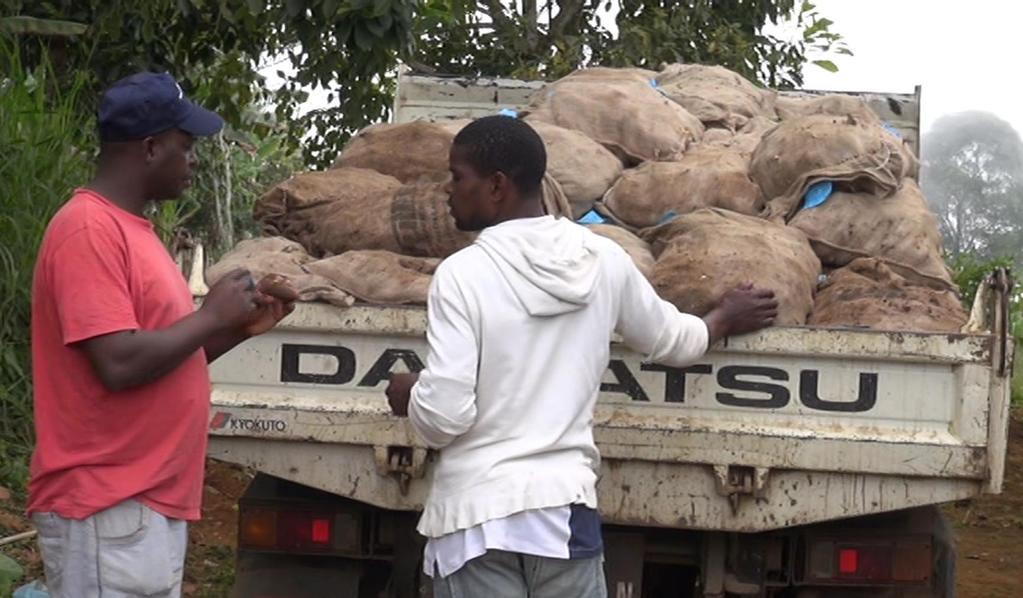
210;64;967;333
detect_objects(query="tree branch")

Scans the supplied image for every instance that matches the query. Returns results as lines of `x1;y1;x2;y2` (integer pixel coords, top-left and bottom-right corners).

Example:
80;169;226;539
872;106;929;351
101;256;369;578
524;0;539;52
549;0;585;40
481;0;515;36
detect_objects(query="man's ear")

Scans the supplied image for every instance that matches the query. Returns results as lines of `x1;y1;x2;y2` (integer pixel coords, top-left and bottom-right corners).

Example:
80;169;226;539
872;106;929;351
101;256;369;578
491;170;510;199
142;136;159;165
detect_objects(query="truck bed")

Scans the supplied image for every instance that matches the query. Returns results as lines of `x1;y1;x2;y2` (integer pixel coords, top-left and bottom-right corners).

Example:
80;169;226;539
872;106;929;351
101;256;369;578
207;300;1012;533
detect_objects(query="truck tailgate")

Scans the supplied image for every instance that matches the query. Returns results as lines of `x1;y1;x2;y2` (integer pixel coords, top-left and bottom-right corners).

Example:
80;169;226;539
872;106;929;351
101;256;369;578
208;303;1011;532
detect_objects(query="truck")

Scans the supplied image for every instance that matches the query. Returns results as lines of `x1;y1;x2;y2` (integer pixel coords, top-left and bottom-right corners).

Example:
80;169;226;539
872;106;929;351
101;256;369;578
198;70;1013;598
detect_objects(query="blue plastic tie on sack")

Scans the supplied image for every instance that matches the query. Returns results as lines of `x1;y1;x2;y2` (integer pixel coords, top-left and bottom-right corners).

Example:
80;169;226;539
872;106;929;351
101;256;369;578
802;181;834;210
658;210;678;224
882;122;902;139
497;108;518;118
577;209;607;224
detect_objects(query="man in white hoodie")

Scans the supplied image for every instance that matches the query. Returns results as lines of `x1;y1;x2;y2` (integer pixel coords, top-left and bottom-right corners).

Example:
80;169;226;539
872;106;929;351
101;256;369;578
386;116;778;598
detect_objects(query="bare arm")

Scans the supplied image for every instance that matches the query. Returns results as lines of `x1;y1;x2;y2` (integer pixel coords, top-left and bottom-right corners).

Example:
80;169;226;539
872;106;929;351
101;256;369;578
202;328;250;364
79;269;293;391
79;309;229;391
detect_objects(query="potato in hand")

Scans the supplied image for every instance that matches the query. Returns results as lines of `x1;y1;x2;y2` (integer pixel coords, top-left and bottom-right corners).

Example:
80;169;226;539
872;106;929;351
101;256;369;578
257;273;300;302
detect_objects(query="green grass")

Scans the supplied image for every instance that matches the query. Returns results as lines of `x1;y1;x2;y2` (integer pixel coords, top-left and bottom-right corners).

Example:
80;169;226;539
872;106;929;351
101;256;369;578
0;39;94;494
185;544;236;597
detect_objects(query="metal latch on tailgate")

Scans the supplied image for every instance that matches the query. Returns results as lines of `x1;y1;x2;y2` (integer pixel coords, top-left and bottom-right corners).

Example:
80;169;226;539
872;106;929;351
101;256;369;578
992;268;1014;377
713;465;770;514
374;446;427;496
965;267;1014;376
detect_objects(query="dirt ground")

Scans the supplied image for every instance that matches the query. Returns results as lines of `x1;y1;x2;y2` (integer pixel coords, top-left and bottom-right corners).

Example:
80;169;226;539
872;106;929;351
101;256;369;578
944;407;1023;598
2;411;1022;596
182;459;254;597
0;460;252;598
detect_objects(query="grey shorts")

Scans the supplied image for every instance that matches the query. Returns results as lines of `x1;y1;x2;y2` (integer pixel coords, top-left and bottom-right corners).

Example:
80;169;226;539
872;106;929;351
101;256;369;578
433;550;607;598
32;499;188;598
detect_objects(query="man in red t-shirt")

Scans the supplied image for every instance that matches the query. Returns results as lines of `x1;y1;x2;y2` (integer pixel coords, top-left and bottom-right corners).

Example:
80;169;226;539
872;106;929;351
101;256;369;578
28;72;295;597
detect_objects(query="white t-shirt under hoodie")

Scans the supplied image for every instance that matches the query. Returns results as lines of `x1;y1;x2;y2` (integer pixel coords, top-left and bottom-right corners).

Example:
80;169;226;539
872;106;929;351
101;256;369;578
408;216;709;549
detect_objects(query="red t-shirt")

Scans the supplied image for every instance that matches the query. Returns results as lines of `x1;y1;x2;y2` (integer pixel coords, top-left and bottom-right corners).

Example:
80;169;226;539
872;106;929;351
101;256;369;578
28;189;211;521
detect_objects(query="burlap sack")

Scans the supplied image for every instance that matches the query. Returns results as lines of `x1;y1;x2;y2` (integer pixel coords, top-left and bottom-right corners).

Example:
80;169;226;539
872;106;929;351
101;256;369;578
774;94;882;125
603;147;764;228
656;64;777;131
775;95;920;180
750;114;912;221
390;180;477;258
331;121;455;183
789;179;951;282
702;116;776;157
254;168;404;256
391;172;569;257
809;258;967;332
561;67;659;84
434;118;472;137
586;224;655;278
539;173;573;219
256;167;492;260
305;250;439;305
643;209;820;325
701;128;734;146
529;121;624;218
525;77;704;165
206;237;354;307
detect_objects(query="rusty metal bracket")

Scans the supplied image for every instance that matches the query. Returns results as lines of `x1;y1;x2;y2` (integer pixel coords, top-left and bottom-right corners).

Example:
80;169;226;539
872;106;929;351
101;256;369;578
992;268;1014;377
374;445;427;496
964;267;1014;376
713;465;770;514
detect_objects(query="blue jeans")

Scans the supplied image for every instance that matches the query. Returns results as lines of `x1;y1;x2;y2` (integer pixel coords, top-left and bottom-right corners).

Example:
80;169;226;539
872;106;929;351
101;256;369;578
433;549;607;598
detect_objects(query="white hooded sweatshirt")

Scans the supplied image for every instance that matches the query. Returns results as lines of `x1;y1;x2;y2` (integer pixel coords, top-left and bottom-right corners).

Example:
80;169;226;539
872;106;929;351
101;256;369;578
409;216;709;538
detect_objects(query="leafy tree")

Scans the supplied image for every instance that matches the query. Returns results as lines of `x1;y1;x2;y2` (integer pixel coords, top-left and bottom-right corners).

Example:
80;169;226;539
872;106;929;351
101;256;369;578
5;1;846;166
2;0;418;165
922;111;1023;266
414;0;846;86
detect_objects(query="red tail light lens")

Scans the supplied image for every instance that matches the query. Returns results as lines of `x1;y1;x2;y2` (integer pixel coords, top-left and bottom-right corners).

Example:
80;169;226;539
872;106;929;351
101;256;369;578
241;509;333;552
835;544;893;580
838;548;858;574
278;511;333;551
808;537;931;584
311;518;331;544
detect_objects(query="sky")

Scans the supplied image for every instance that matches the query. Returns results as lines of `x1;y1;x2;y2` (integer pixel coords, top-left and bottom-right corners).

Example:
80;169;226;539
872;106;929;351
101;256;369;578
785;0;1022;137
262;0;1023;138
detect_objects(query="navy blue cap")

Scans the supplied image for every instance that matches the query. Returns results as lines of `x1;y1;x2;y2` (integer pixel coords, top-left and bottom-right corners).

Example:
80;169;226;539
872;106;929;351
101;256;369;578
98;72;224;142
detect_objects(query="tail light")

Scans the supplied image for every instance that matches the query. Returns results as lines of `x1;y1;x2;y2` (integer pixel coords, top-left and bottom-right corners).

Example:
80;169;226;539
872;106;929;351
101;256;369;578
240;508;345;553
278;511;333;550
807;536;931;584
240;508;277;549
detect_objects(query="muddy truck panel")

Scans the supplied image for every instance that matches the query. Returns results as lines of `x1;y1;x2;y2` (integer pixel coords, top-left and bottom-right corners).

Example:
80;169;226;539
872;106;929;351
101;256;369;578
206;291;1012;534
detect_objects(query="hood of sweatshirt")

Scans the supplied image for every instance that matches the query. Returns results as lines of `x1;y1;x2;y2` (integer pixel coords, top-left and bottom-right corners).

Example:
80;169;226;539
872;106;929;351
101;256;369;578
473;216;603;317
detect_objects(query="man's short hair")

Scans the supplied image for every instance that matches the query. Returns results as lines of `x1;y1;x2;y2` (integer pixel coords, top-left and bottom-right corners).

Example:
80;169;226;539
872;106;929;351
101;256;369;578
452;115;547;196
